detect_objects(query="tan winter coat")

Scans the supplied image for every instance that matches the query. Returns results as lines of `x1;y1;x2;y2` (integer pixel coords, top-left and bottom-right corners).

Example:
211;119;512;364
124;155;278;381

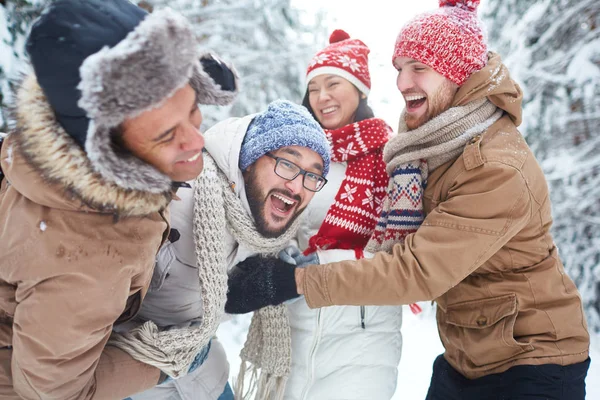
301;53;590;379
0;75;172;399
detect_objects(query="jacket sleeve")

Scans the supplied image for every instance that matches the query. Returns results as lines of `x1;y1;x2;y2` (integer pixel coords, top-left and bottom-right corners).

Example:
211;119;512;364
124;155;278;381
302;161;533;308
10;262;160;399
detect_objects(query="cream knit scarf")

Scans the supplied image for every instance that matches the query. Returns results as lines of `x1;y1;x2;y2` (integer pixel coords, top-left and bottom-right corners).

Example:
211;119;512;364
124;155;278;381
109;154;298;384
366;98;502;253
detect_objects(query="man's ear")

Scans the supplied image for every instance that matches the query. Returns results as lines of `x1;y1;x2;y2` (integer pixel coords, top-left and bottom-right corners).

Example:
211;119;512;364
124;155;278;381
241;164;251;180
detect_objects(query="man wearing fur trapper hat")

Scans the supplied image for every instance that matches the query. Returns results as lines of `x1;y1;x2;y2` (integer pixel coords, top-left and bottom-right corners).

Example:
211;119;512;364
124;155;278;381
0;0;237;398
109;99;330;400
225;1;591;399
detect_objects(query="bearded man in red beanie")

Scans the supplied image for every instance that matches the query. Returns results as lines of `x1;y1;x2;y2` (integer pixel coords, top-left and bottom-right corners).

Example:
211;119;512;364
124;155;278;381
224;1;592;399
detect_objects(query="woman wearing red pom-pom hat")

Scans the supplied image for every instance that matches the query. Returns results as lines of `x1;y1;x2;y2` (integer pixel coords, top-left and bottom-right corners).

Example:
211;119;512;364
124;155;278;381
277;29;405;400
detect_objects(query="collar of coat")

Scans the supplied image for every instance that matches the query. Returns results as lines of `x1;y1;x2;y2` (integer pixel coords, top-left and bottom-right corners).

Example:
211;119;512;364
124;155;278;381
6;74;172;217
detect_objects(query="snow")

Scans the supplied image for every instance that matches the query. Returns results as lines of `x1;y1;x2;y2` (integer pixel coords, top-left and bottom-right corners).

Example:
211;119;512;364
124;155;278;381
0;5;11;130
159;0;322;130
39;221;47;232
219;305;600;399
0;6;13;72
568;41;600;86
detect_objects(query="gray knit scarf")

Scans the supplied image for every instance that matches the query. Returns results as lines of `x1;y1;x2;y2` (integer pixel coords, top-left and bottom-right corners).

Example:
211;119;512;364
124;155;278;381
366;98;502;253
109;154;298;385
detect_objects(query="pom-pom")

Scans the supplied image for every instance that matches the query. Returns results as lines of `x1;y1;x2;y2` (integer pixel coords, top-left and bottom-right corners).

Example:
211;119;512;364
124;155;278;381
329;29;350;44
439;0;480;12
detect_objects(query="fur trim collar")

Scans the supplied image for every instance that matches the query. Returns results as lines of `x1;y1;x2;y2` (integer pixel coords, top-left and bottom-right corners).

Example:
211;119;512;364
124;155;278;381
12;74;172;216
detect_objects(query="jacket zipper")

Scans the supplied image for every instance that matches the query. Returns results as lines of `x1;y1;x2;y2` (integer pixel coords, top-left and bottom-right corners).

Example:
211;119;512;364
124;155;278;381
360;306;366;329
300;308;323;400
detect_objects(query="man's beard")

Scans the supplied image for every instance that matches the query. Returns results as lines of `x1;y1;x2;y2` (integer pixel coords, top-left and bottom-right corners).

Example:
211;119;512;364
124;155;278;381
244;167;305;238
405;80;457;130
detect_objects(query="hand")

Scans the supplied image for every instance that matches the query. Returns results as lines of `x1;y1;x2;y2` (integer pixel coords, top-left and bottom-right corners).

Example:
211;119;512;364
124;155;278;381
278;246;319;267
278;245;302;265
292;251;319;268
225;256;299;314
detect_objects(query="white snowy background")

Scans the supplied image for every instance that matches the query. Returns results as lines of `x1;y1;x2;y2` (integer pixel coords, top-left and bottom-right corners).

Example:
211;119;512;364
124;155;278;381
1;0;598;398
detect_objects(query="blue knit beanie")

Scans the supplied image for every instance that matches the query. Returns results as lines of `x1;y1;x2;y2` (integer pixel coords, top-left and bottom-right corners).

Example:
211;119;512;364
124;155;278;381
239;100;331;176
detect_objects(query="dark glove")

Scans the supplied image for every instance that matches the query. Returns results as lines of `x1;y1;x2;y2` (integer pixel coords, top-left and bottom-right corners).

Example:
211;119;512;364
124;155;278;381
225;256;300;314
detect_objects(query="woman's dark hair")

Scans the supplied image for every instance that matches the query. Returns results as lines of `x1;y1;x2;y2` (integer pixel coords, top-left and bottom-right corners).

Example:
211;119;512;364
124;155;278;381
301;85;374;128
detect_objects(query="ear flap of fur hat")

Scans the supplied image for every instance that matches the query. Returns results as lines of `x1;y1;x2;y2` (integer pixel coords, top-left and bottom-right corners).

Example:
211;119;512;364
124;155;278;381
193;53;239;106
78;8;238;193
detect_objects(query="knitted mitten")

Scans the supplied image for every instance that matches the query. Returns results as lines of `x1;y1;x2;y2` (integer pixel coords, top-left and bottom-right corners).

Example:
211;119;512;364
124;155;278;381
225;256;299;314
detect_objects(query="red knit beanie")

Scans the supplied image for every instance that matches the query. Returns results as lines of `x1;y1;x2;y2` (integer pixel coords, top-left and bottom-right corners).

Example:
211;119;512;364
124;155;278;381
306;29;371;96
393;0;487;86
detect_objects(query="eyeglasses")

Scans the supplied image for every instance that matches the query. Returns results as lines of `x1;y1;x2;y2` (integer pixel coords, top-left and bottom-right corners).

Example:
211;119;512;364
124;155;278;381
265;153;327;192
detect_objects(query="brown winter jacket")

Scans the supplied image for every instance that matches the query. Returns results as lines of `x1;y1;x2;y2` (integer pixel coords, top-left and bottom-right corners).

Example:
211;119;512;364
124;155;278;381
301;53;590;379
0;75;172;399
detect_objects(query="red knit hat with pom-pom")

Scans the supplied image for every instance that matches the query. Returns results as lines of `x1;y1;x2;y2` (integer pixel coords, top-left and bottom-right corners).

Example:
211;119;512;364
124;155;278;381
306;29;371;95
393;0;488;86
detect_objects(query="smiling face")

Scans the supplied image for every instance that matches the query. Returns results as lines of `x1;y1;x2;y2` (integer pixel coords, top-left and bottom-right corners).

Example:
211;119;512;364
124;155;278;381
120;84;205;182
307;74;361;130
393;57;458;130
243;145;324;238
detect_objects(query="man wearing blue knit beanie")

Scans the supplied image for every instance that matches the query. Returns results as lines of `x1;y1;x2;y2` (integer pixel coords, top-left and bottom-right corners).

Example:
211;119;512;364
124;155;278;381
124;99;330;400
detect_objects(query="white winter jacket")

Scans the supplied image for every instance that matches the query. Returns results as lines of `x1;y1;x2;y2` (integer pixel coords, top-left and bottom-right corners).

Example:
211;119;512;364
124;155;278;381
285;162;403;400
132;115;258;400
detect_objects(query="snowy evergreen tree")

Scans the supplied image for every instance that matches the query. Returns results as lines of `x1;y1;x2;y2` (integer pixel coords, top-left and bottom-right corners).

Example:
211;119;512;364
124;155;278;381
1;0;323;132
0;0;47;132
481;0;600;332
140;0;325;129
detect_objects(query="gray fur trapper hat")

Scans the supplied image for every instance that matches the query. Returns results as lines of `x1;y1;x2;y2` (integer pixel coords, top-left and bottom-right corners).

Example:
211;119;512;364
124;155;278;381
26;0;238;194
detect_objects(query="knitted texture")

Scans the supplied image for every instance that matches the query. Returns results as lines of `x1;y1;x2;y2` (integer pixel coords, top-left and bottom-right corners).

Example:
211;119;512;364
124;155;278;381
239;100;330;175
366;98;502;253
305;118;390;256
392;0;487;86
306;29;371;95
109;154;298;380
236;305;292;400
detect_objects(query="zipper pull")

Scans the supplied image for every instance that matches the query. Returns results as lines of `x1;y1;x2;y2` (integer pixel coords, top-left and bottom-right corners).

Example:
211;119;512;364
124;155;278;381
360;306;366;329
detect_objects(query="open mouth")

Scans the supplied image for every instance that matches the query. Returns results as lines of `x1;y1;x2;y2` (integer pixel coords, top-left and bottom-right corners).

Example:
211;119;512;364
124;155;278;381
270;192;298;215
404;95;427;112
177;151;202;164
